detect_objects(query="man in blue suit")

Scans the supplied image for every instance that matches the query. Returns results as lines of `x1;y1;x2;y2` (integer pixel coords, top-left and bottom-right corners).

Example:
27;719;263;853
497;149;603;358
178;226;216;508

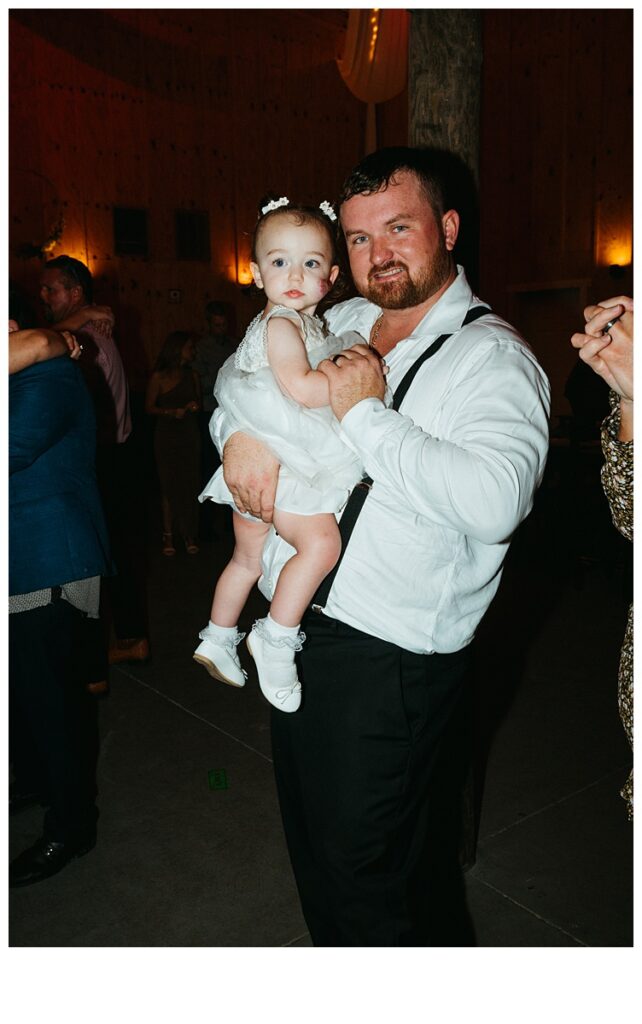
9;323;112;886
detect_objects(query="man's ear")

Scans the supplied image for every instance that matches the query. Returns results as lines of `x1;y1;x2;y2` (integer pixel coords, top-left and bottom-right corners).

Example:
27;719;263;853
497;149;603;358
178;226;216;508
250;262;263;289
328;265;340;287
441;210;460;252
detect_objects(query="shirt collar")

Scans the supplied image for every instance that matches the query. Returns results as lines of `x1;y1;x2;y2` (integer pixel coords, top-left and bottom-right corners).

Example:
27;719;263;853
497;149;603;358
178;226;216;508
404;265;473;341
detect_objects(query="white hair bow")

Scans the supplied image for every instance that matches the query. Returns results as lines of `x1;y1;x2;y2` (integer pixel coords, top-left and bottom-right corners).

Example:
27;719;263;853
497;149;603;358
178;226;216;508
261;197;289;215
319;200;337;222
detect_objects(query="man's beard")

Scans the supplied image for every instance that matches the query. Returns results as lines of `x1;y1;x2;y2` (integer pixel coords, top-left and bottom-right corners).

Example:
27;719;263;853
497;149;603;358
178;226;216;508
42;305;56;324
362;244;452;310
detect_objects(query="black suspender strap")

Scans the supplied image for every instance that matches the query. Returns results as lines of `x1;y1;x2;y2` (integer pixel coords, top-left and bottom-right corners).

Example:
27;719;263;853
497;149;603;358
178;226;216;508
391;304;491;411
309;475;372;612
310;304;491;613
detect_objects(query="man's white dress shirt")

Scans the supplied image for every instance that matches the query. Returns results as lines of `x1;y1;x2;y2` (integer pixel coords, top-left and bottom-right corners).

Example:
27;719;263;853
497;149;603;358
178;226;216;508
212;267;551;655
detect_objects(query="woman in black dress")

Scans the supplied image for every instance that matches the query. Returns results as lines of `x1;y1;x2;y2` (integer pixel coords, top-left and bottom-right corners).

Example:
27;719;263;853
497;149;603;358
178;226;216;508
146;331;202;555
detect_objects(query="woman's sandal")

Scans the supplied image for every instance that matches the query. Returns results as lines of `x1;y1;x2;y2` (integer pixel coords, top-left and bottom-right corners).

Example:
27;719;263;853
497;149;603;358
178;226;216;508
162;532;176;556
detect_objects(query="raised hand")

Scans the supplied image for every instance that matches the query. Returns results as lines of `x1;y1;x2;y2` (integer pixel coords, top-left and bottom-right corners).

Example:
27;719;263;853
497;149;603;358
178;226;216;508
571;297;633;402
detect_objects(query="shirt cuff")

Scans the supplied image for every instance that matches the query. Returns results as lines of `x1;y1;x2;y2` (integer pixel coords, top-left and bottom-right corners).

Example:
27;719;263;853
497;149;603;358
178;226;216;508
339;398;386;440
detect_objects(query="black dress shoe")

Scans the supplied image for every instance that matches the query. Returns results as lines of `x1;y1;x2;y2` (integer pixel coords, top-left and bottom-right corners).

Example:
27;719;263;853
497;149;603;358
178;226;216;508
9;835;96;888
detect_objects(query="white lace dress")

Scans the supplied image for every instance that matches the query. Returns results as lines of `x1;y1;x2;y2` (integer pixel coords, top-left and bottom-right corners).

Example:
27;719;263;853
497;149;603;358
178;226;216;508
199;306;365;516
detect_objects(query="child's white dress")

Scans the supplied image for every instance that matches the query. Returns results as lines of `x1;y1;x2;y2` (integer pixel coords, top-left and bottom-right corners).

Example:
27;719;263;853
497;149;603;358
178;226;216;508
199;306;365;516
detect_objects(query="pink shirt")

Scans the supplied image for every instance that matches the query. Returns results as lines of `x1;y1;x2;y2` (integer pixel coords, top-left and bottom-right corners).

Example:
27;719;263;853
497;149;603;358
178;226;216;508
77;321;132;445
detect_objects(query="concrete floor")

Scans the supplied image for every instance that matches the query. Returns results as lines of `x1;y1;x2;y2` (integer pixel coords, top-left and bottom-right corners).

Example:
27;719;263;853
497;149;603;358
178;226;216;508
9;489;633;948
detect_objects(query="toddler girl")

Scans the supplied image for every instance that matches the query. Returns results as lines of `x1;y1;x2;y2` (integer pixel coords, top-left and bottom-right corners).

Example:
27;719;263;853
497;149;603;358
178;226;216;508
194;197;366;712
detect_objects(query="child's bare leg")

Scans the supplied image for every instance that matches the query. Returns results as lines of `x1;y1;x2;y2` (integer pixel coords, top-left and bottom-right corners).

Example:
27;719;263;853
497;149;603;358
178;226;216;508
210;511;271;626
269;510;341;626
195;510;270;687
246;510;340;713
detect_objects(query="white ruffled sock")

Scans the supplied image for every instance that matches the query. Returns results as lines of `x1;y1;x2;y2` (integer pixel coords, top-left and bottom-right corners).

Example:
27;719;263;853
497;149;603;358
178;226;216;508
263;614;301;643
202;621;240;641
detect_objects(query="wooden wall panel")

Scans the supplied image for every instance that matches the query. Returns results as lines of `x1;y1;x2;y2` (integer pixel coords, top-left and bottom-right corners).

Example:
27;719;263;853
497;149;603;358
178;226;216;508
501;12;537;282
10;18;46;271
479;10;632;420
9;8;393;380
564;9;603;271
594;10;634;277
531;10;569;279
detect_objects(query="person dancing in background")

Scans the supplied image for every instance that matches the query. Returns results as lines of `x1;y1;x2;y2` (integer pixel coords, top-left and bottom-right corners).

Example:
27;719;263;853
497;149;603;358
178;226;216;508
572;295;633;819
9;297;112;886
146;331;202;556
191;301;238;540
39;255;150;676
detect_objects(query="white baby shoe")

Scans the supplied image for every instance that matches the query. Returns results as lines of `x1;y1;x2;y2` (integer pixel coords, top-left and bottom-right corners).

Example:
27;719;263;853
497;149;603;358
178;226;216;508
246;619;305;713
193;625;247;688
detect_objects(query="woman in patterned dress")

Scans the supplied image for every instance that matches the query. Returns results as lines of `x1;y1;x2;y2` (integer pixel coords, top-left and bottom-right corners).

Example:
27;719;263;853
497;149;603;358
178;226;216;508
571;295;633;819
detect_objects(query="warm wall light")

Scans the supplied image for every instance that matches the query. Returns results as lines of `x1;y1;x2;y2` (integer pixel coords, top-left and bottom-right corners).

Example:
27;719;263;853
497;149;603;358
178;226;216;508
594;201;632;272
226;258;254;290
602;239;633;268
236;264;254;287
49;224;88;266
61;247;90;266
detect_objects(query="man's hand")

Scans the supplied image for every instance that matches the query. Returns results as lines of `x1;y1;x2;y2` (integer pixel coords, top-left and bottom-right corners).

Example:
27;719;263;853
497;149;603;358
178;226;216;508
318;344;387;420
222;431;279;522
61;331;82;360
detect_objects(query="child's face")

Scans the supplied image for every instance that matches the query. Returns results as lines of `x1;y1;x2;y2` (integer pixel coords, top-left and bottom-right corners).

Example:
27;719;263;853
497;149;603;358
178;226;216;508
251;214;339;317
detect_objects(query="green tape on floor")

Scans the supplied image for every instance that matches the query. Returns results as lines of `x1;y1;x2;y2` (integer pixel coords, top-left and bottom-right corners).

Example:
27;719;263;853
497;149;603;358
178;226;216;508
208;768;229;791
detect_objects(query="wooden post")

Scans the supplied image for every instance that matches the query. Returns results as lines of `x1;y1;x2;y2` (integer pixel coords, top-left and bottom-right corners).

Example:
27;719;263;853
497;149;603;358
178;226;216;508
409;11;482;869
408;10;482;182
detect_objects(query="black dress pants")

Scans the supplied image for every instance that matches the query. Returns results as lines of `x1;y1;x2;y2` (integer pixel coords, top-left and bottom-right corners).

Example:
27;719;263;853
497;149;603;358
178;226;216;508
270;613;475;947
82;439;147;684
9;599;99;845
96;440;147;640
